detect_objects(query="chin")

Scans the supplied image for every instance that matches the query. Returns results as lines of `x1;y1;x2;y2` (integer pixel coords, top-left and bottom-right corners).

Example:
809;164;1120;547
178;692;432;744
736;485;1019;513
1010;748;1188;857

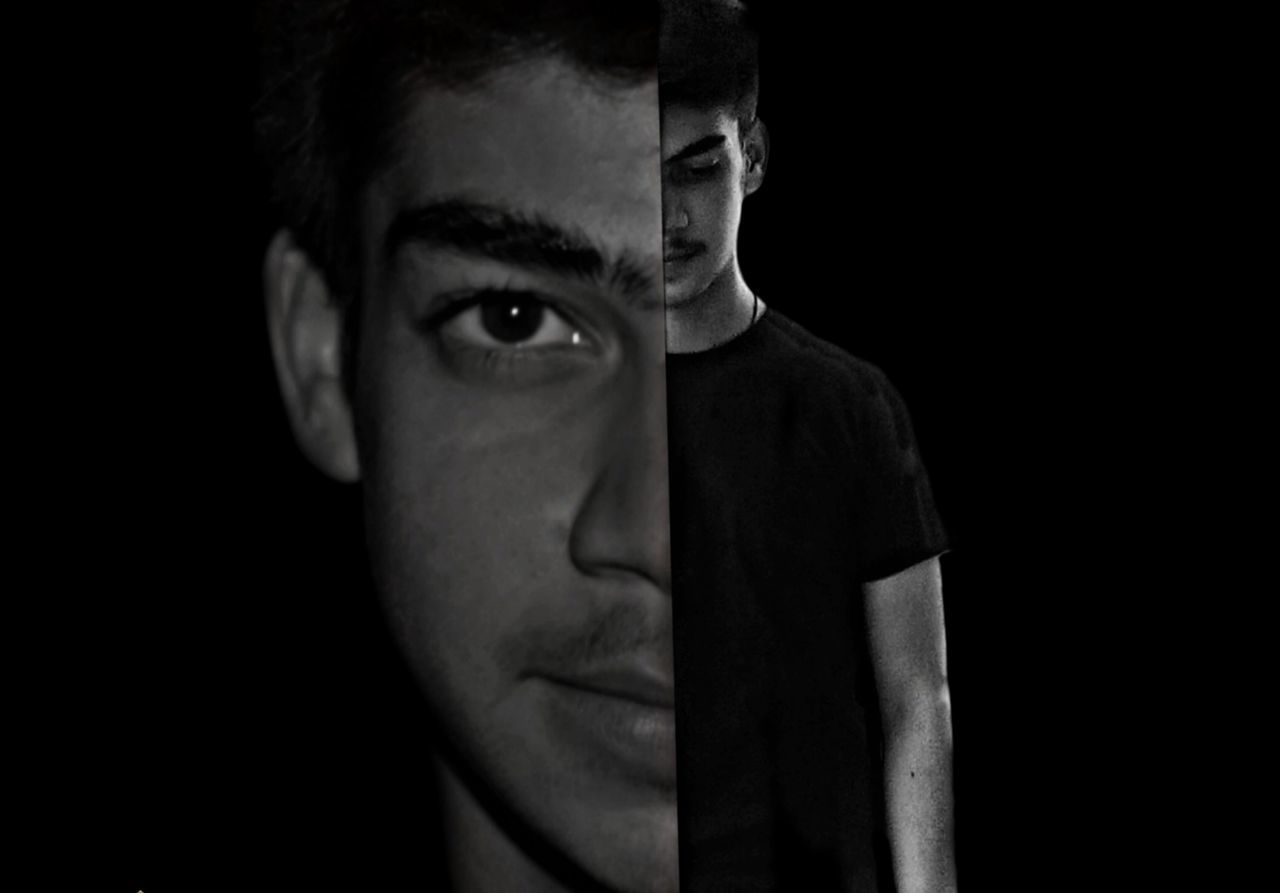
448;683;681;893
660;274;706;309
570;803;680;893
529;749;680;892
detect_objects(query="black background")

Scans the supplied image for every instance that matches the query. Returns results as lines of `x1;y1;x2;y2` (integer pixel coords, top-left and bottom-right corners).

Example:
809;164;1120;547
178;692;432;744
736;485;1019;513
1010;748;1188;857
46;1;1254;890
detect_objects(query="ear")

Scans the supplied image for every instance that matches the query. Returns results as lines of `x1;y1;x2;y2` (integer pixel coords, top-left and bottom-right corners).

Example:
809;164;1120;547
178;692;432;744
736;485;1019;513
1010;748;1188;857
263;229;361;483
742;118;770;196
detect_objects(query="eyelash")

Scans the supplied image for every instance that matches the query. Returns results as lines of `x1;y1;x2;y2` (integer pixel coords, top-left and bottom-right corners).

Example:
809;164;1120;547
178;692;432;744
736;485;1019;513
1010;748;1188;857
416;288;596;378
676;160;720;183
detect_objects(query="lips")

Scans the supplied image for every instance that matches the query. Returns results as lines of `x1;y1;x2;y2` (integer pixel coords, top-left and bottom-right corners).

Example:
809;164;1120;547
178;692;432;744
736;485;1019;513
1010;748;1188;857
551;664;675;709
538;662;677;787
663;243;702;263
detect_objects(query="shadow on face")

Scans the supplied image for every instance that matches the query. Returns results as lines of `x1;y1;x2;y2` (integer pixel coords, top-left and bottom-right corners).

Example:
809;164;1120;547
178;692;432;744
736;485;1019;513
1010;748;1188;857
268;55;676;892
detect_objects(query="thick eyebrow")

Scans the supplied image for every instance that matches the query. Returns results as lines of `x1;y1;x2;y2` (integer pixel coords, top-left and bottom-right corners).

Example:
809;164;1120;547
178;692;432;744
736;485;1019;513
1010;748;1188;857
664;134;727;165
384;198;660;310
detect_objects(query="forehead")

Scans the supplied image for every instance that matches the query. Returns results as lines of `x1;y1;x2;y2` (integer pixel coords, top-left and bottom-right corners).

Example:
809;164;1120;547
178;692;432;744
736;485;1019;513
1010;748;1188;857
660;104;739;158
369;57;661;249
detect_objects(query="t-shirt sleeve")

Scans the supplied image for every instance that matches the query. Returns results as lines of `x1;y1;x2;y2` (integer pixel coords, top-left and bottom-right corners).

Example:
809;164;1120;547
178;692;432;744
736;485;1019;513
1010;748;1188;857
850;366;949;582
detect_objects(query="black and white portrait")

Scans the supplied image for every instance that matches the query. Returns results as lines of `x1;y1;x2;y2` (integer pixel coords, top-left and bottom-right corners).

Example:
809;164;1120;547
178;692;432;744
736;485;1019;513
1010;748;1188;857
70;0;1228;890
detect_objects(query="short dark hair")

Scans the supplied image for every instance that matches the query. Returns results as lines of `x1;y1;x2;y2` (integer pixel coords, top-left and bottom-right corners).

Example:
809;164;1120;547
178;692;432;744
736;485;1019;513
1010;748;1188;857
253;0;659;303
658;0;760;130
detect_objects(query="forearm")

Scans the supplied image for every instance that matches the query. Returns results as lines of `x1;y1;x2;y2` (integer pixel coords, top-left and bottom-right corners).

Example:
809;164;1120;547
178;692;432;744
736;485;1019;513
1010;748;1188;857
883;684;957;893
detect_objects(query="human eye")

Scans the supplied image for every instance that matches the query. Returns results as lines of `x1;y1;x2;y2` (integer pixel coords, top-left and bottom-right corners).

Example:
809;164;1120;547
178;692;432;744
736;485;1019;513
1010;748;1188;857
674;158;721;185
432;289;588;349
417;288;599;381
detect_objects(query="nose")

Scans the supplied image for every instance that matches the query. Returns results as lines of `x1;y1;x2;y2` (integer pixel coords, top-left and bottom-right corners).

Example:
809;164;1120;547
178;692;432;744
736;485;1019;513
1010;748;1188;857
663;198;690;233
568;356;672;595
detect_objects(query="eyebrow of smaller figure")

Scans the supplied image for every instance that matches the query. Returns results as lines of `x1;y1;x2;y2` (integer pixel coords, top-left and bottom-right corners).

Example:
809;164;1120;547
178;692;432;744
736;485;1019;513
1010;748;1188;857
665;134;727;164
385;198;660;310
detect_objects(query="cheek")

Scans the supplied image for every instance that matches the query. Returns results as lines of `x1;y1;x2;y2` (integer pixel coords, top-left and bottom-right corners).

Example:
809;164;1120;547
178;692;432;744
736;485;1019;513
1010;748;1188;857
359;417;585;741
366;414;575;627
356;361;617;665
690;182;739;236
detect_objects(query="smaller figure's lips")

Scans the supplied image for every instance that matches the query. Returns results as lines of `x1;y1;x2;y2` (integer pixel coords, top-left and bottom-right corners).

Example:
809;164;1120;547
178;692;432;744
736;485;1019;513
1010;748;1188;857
663;243;703;263
547;664;675;710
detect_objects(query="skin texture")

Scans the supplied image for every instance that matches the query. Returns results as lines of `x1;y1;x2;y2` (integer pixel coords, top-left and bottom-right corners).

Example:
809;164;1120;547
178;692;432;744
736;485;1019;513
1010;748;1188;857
267;58;675;893
659;104;767;353
865;558;958;893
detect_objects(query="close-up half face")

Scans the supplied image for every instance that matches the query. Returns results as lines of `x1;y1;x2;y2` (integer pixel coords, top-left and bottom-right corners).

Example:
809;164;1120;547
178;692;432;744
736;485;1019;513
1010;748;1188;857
352;57;674;891
660;104;763;307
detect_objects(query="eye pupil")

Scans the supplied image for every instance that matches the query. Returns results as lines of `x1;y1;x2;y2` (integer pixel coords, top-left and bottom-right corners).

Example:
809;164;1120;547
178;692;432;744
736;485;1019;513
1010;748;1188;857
480;294;544;344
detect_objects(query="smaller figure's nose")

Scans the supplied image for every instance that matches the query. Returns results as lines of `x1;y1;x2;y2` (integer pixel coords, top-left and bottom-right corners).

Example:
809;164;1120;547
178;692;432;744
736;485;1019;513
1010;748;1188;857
664;203;690;233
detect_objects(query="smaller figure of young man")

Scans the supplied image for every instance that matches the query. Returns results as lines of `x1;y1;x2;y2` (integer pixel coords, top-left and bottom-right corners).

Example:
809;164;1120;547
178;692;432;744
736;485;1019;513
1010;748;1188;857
660;2;957;891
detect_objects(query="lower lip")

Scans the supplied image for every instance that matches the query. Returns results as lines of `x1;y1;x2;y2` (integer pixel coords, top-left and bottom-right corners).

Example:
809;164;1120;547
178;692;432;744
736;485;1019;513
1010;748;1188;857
540;679;677;788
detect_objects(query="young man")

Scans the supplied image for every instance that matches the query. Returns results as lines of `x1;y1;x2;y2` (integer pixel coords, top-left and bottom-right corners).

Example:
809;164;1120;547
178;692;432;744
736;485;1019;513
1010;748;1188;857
659;2;958;890
256;2;675;890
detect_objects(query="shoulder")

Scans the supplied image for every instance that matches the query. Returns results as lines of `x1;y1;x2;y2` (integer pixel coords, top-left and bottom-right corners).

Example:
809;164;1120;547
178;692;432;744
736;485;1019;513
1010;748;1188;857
756;310;925;466
757;309;902;409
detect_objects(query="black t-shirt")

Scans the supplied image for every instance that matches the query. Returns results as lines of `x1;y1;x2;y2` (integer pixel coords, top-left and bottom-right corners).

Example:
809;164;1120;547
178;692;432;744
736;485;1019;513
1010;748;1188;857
667;309;948;892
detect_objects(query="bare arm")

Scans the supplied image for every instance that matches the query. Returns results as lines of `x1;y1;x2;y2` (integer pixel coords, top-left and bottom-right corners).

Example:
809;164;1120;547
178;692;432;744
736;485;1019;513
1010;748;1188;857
864;556;957;893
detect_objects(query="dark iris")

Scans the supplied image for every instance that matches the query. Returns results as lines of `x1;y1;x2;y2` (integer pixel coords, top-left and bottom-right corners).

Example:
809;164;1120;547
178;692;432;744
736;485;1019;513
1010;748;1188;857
479;293;545;344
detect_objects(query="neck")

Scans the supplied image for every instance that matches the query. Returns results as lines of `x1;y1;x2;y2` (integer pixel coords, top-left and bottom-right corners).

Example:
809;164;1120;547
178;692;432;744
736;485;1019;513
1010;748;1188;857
664;257;756;354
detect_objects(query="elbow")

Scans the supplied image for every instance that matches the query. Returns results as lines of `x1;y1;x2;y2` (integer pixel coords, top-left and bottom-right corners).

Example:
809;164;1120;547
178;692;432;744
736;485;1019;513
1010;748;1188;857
881;677;952;740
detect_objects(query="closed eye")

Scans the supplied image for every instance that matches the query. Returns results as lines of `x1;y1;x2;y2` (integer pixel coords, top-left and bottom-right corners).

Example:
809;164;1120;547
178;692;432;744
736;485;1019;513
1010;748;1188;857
670;159;721;185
